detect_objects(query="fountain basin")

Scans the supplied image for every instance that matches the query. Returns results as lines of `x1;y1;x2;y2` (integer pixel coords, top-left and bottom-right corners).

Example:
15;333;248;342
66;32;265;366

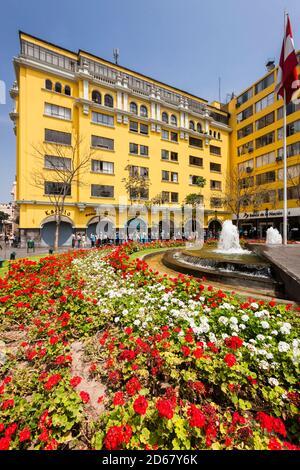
162;247;283;297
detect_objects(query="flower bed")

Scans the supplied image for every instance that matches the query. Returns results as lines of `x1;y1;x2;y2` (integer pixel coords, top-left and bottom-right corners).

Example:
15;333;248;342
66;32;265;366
0;241;299;450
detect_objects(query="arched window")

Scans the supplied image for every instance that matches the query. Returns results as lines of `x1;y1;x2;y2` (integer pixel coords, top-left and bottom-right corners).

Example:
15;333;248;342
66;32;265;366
213;131;216;138
45;79;52;91
140;105;148;117
209;130;212;136
92;90;101;104
104;94;114;108
217;132;221;139
162;112;169;123
130;102;138;114
189;120;195;131
197;123;202;133
170;114;177;126
64;85;71;96
55;82;62;93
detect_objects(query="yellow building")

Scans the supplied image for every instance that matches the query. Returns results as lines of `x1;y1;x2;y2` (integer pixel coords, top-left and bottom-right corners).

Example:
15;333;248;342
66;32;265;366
228;57;300;240
10;32;232;246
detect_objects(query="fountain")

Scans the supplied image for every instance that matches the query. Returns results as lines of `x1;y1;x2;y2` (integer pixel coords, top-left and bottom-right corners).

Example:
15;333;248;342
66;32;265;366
266;227;282;245
162;219;284;297
214;220;251;254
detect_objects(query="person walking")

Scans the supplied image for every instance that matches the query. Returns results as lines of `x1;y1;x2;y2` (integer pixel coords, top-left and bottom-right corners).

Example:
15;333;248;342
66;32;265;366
90;233;95;248
71;233;76;249
77;233;82;249
82;234;86;248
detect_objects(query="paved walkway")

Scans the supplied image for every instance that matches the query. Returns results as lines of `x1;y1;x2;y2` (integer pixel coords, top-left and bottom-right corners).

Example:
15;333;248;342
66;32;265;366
0;245;75;260
262;245;300;283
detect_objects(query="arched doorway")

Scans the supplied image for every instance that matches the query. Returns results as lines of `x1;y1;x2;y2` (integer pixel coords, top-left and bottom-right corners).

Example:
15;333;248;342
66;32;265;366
208;219;222;238
40;216;73;247
87;217;115;240
126;217;147;241
184;218;202;239
159;219;175;240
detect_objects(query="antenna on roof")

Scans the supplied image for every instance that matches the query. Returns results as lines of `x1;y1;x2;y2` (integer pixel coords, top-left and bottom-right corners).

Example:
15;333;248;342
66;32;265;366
113;48;120;65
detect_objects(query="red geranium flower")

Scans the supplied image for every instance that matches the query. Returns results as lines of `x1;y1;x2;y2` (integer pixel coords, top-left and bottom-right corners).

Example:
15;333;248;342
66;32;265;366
224;353;236;367
113;391;125;406
126;377;141;396
19;427;31;442
268;437;282;450
80;391;90;403
156;398;175;419
188;404;205;428
44;373;62;391
133;396;148;415
0;437;10;450
70;376;82;388
104;424;132;450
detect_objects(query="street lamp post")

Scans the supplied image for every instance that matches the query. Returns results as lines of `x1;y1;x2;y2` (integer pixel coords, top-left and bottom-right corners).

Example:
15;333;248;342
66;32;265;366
265;208;269;238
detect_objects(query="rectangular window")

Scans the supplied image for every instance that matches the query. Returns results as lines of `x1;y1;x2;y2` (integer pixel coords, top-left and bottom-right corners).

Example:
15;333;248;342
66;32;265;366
255;92;274;113
129;166;149;178
129;121;138;132
170;152;178;162
236;88;253;107
162;170;169;181
171;172;178;182
277;141;300;159
237;105;253;123
210;162;221;172
45;129;71;145
91;184;114;198
44;155;71;170
45;103;71;120
237;123;253;140
277;101;300;119
190;175;203;185
129;143;139;154
255;131;275;149
91;135;114;150
256;151;275;168
255;72;274;94
189;155;203;166
239;176;254;189
171;192;179;203
161;149;169;160
256;171;276;185
45;181;71;196
278;163;300;181
237;141;254;156
287;119;300;137
238;159;254;173
162;130;169;140
92;111;114;126
189;136;203;148
210;145;221;155
162;191;170;203
130;187;149;200
170;132;178;142
140;123;149;135
210;197;222;208
210;180;222;190
255;111;275;130
140;145;149;156
278;185;300;201
91;160;114;174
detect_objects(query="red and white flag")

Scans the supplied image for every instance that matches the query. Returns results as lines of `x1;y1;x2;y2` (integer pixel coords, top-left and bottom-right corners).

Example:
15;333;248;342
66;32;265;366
275;15;300;104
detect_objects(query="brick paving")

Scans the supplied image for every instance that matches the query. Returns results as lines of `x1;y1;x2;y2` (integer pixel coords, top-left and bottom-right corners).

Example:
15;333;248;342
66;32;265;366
262;245;300;282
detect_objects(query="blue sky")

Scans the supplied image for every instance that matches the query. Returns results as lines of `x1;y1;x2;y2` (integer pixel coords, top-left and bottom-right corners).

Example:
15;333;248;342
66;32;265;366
0;0;300;201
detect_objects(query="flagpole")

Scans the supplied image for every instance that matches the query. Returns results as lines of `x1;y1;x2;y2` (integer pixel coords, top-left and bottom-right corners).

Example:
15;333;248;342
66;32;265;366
283;11;288;245
283;87;287;245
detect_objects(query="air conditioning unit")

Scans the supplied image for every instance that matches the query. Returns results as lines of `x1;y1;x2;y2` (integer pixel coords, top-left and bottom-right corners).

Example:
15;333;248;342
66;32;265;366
236;102;241;108
246;166;253;173
248;147;254;153
276;156;283;162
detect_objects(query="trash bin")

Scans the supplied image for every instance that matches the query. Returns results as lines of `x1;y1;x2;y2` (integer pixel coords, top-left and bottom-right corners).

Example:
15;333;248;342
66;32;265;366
49;248;54;254
10;252;16;261
0;258;4;268
27;240;35;253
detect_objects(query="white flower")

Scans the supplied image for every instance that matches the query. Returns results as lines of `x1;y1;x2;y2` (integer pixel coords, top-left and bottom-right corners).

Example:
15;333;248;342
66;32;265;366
268;378;279;387
114;317;120;323
261;321;270;329
256;334;265;341
271;330;278;336
230;316;238;324
278;341;290;353
122;309;129;316
280;323;292;335
259;360;269;370
218;316;228;325
241;315;249;322
239;324;246;330
251;302;259;309
134;319;141;326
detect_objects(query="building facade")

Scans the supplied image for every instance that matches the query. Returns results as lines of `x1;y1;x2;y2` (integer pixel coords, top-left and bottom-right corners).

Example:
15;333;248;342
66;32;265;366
10;32;231;247
228;57;300;240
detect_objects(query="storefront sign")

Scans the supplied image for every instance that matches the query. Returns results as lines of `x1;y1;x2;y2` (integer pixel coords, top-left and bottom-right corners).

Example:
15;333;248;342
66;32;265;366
234;207;300;220
45;209;71;217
